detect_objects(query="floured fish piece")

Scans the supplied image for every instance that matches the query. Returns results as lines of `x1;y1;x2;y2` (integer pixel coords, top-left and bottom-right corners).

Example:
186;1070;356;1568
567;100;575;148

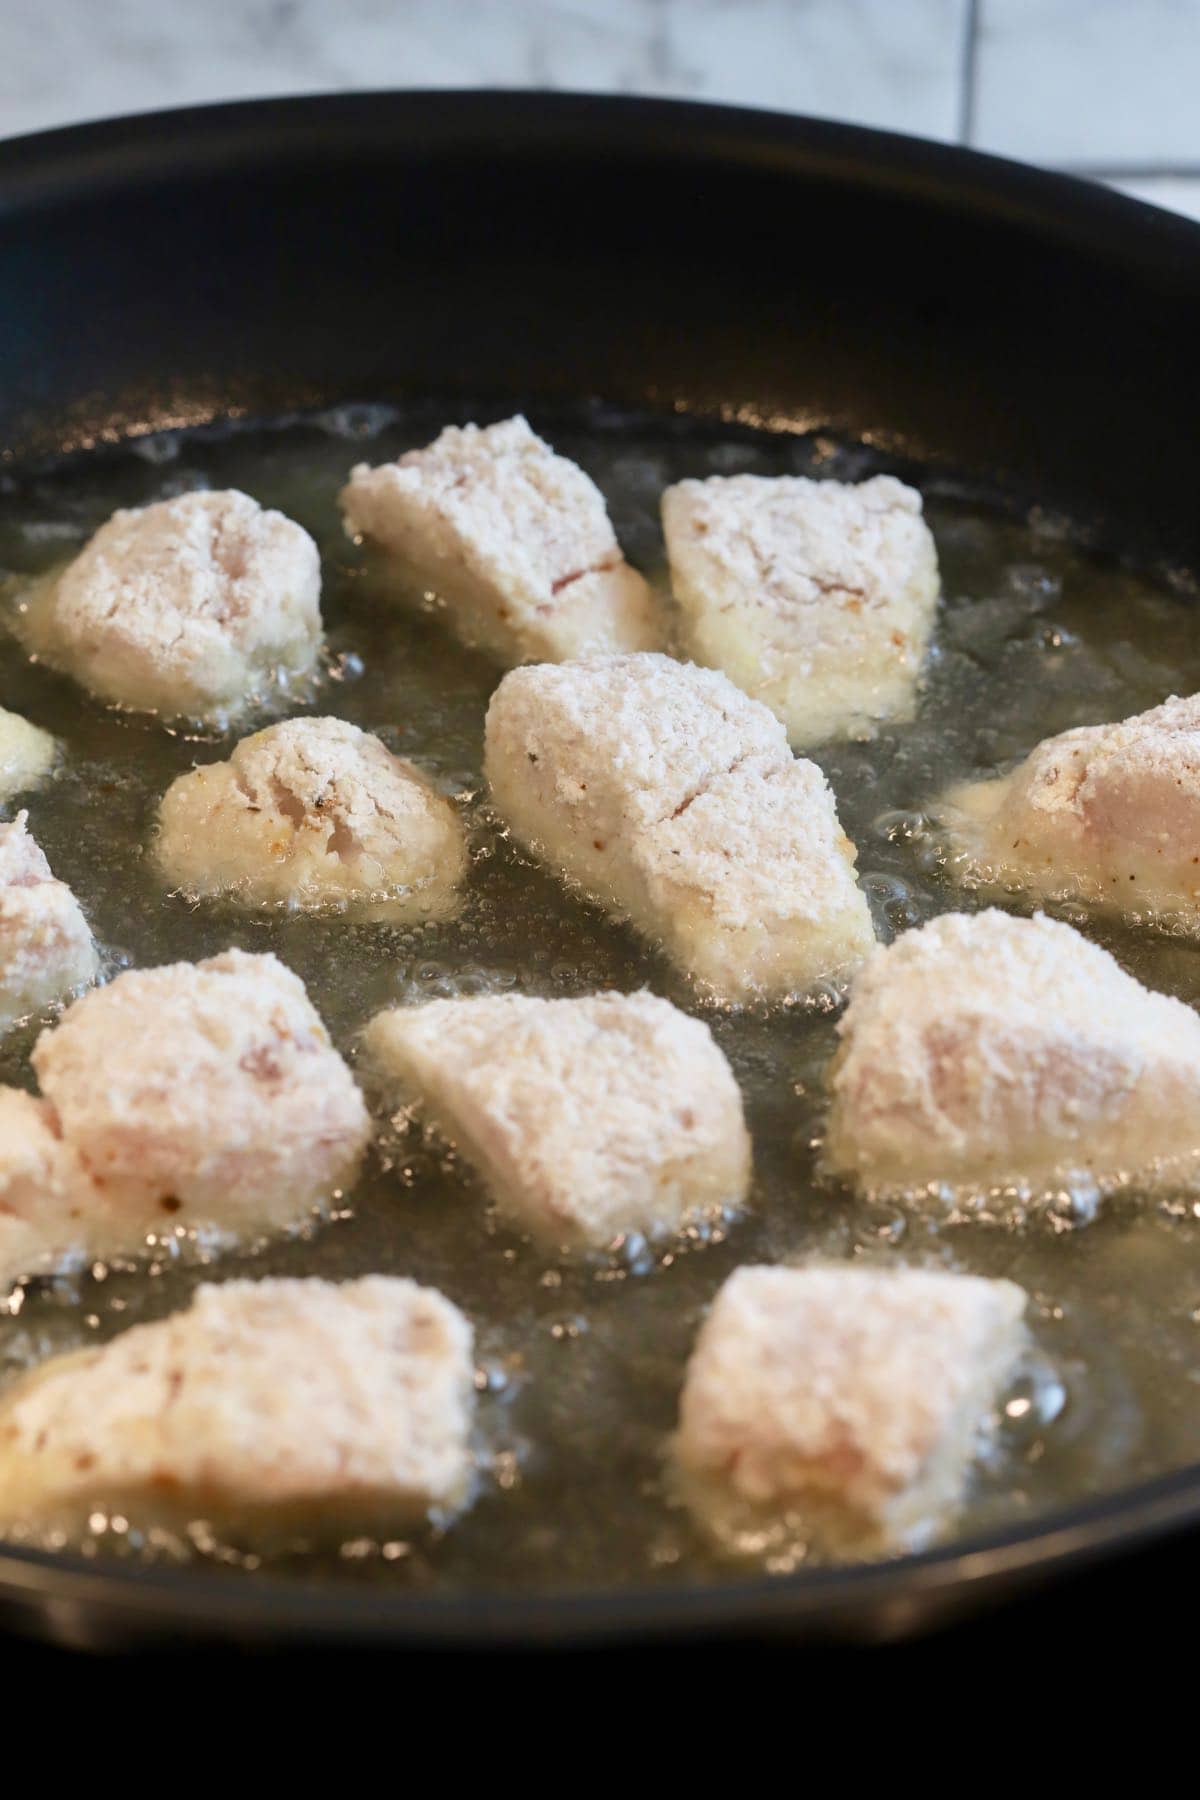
939;693;1200;930
0;812;96;1031
825;908;1200;1199
341;416;659;665
484;652;875;1002
0;949;370;1289
662;473;939;747
156;715;466;919
14;490;322;723
364;988;751;1247
675;1263;1027;1553
0;1276;475;1545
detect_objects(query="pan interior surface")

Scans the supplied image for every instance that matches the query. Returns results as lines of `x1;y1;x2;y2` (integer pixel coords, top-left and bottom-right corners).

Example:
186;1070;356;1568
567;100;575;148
3;399;1200;1602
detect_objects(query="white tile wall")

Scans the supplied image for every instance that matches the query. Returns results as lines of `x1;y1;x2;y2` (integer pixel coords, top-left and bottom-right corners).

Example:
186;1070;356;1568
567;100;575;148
1;0;1199;219
0;0;970;141
661;0;969;140
973;0;1200;167
1109;175;1200;221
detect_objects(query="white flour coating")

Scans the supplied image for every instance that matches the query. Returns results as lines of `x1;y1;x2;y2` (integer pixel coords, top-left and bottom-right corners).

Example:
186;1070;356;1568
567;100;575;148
662;473;940;747
17;490;323;722
825;908;1200;1195
0;949;372;1287
0;812;96;1030
484;652;875;1000
340;416;660;665
0;1275;475;1541
0;707;56;807
156;715;467;918
0;1090;110;1292
941;692;1200;929
364;988;751;1246
675;1263;1026;1550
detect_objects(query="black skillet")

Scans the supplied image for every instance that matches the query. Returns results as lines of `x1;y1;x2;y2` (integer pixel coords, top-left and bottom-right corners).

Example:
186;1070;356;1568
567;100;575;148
1;91;1198;1651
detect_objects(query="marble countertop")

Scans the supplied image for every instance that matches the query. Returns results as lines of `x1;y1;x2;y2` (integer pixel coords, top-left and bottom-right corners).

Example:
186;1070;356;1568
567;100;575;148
2;0;1200;218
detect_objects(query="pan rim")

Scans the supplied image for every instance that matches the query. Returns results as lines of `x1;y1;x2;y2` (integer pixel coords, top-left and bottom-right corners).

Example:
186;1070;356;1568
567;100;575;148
0;1457;1198;1646
2;87;1200;1646
2;87;1199;262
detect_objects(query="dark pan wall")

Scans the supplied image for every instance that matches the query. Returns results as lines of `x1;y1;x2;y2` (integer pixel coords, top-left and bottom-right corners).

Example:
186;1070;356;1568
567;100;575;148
2;93;1198;570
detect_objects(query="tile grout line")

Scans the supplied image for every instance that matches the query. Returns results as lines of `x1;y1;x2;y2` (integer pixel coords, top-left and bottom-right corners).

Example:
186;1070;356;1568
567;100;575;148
957;0;981;145
954;4;1197;191
1059;162;1200;180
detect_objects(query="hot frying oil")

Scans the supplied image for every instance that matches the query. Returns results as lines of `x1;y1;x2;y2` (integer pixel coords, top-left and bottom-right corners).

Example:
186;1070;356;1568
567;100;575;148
1;402;1199;1589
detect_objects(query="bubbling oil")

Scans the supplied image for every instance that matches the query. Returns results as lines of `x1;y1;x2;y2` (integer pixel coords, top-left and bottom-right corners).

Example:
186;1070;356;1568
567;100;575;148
2;401;1200;1592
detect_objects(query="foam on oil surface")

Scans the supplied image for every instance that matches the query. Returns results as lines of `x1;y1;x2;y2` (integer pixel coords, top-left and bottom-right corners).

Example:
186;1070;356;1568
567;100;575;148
1;402;1199;1590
